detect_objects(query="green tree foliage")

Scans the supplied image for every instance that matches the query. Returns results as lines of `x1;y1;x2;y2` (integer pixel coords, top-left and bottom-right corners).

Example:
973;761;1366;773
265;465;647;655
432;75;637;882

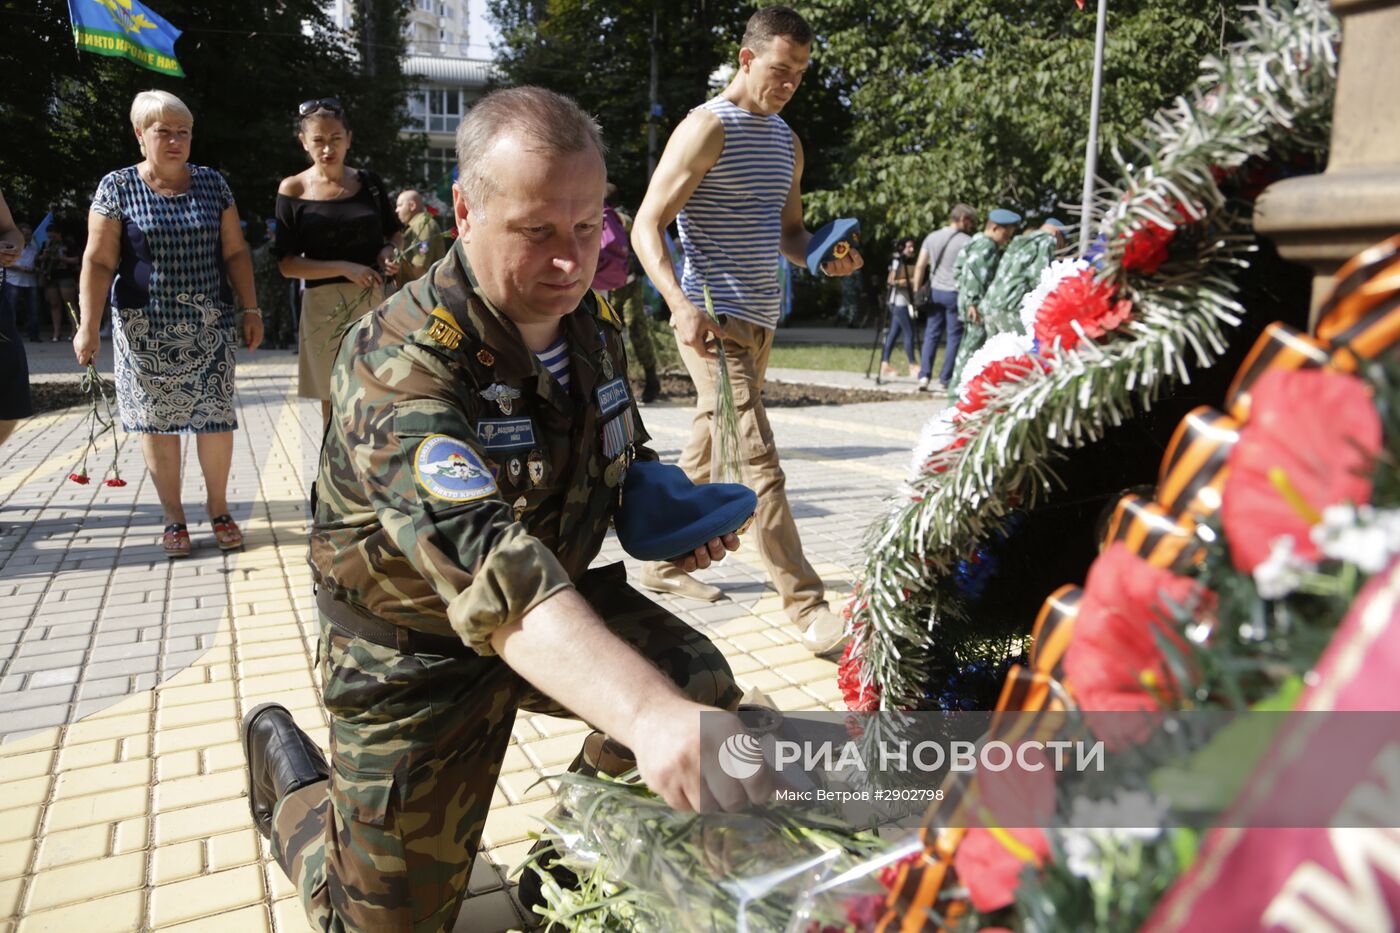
803;0;1240;249
0;0;418;231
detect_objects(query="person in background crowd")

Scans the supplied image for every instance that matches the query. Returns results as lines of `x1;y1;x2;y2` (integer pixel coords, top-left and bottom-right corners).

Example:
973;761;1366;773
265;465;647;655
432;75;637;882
947;208;1019;391
979;217;1068;338
0;187;33;448
252;218;295;349
274;97;402;425
594;182;661;403
41;228;80;342
632;5;861;656
394;188;445;286
1;222;41;342
880;236;918;379
75;90;263;557
911;203;977;391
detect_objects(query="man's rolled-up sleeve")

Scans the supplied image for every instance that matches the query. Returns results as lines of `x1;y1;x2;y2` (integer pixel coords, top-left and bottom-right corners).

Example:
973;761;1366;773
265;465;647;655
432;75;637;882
345;345;573;655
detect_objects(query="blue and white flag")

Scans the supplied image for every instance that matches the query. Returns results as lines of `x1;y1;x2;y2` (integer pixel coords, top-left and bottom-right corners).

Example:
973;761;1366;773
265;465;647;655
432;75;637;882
67;0;184;77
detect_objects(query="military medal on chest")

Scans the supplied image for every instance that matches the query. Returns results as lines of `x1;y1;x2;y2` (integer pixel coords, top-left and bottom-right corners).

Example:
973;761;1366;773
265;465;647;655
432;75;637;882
479;383;521;416
527;449;546;486
508;456;523;482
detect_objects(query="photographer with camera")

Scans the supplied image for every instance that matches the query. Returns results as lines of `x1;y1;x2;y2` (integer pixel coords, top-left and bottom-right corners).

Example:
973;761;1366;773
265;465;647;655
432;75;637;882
880;236;919;379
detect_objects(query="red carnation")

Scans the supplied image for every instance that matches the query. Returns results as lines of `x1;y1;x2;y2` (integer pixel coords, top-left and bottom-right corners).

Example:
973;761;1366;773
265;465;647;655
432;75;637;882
843;892;886;930
1221;369;1381;573
956;355;1038;416
1122;221;1175;275
878;850;924;891
1063;544;1211;747
1033;270;1133;352
68;472;90;485
104;478;128;488
837;639;880;712
953;826;1050;913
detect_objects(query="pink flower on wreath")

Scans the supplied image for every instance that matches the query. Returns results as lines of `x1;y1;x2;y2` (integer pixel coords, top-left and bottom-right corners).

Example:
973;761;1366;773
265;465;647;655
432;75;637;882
1033;270;1133;352
1222;368;1381;574
837;639;880;712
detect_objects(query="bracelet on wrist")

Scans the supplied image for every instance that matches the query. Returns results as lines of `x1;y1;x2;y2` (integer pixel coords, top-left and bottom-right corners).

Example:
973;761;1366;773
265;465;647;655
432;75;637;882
240;307;263;316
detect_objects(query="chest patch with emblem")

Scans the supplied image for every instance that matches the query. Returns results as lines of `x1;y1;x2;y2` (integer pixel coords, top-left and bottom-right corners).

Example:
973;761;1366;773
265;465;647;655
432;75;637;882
413;435;498;502
480;383;522;416
595;376;630;419
476;417;536;452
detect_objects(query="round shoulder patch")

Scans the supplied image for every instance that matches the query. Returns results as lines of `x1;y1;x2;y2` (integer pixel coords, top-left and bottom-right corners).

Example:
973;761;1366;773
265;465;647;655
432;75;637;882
413;435;499;502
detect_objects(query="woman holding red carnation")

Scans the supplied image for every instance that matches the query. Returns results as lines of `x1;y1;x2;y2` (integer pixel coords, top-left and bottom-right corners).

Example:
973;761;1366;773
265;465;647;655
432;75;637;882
74;91;262;558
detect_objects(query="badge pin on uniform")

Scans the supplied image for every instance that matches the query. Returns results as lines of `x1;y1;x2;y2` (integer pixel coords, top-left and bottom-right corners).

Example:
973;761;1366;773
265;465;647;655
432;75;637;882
527;449;546;486
508;456;523;482
479;383;521;416
600;350;615;381
512;495;528;521
477;348;495;367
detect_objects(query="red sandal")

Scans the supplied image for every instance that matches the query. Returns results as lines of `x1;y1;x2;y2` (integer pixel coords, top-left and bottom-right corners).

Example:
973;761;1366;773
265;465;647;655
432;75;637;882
211;514;243;551
163;523;192;559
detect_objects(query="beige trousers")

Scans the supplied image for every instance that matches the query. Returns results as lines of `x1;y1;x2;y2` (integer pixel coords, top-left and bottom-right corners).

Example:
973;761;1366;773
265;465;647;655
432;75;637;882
674;317;827;624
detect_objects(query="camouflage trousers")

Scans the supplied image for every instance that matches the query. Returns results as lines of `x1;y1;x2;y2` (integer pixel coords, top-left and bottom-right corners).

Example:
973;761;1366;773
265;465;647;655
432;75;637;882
270;562;741;932
947;317;987;397
610;278;656;373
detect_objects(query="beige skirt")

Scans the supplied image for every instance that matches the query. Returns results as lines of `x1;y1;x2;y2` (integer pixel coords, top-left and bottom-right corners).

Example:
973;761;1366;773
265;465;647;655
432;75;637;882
298;281;384;400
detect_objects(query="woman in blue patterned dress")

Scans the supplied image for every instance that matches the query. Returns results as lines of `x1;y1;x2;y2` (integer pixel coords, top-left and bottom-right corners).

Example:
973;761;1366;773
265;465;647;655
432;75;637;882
74;91;263;558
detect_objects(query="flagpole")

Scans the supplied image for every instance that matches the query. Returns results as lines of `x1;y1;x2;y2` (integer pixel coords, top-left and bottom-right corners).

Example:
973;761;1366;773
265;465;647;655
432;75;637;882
1079;0;1108;255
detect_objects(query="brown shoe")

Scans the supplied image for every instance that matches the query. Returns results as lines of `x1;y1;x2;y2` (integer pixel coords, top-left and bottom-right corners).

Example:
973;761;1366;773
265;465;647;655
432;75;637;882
798;607;849;658
241;703;329;839
637;562;722;602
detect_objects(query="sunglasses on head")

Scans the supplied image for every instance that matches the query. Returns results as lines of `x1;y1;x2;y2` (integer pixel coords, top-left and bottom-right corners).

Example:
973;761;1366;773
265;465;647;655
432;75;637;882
298;97;343;117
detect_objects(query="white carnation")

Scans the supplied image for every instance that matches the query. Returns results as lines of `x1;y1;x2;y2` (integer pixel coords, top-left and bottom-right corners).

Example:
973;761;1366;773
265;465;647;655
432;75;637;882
955;332;1034;400
1059;791;1167;880
1252;535;1313;600
909;406;960;479
1019;258;1091;341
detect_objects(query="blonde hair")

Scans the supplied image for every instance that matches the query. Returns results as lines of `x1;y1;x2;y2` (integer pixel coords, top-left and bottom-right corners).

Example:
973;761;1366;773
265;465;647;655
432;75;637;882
130;90;193;132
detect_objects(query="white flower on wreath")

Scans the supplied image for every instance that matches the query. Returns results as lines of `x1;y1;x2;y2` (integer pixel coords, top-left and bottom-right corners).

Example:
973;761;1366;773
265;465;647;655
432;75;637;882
1311;503;1400;574
1253;535;1314;600
909;406;960;480
1058;791;1167;880
1019;258;1091;339
955;332;1034;400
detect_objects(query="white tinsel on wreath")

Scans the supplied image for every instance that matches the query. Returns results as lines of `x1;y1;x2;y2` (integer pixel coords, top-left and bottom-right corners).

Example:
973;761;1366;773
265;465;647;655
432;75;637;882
909;406;960;480
955;332;1035;398
1018;258;1092;342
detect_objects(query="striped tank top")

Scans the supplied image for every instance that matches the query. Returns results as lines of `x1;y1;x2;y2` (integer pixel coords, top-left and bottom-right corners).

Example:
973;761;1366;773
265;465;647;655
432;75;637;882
678;97;795;330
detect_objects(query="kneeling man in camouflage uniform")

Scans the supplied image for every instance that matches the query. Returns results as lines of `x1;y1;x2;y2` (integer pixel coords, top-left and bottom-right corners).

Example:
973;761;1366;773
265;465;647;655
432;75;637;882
241;87;756;932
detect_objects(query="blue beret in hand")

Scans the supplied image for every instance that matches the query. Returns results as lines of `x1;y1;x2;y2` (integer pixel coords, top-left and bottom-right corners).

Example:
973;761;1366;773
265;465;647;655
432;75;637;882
806;218;861;275
614;461;757;561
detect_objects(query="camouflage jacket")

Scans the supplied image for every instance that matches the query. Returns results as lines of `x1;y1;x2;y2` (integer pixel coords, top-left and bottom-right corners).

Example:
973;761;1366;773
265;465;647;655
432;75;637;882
400;211;447;284
980;230;1059;335
310;241;653;656
953;233;1002;316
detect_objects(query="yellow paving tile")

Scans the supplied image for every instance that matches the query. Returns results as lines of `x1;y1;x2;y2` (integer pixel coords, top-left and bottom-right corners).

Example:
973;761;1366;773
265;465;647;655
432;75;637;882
203;742;252;774
153;840;204;885
15;889;143;933
0;750;53;782
481;798;554;846
45;787;147;833
154;796;250;845
51;759;150;800
158;698;238;730
34;823;110;871
119;734;150;760
237;654;309;678
80;693;152;720
0;776;50;811
154;769;245;812
735;668;790;694
728;630;785;652
236;638;309;661
0;877;22;918
751;642;812;667
26;850;144;911
238;672;316;697
768;686;824;711
518;733;584;769
156;751;201;782
528;716;588;739
207;829;260;872
272;895;319;933
724;651;765;675
0;807;39;845
0;839;30;882
484;838;535;881
111;816;148;855
154;720;239;758
63;713;149;746
148;863;264;927
499;745;532;775
266;863;298;900
495;769;553;806
156;681;236;709
54;739;119;772
775;657;840;686
162;903;271;933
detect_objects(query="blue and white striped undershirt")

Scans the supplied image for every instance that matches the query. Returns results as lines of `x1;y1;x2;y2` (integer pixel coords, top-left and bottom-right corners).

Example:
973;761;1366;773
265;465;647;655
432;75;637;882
535;336;571;391
678;96;796;331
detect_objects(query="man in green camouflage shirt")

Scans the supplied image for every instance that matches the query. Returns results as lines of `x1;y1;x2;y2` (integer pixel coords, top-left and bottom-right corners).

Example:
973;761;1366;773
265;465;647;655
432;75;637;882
947;210;1018;392
240;87;760;933
978;219;1068;338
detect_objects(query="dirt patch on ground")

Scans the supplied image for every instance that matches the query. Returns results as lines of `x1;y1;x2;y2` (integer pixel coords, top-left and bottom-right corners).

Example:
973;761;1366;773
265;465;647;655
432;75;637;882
648;374;902;407
30;383;87;415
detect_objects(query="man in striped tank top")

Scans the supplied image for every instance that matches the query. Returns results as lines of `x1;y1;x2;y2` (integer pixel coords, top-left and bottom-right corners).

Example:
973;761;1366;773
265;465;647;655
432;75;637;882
633;6;863;657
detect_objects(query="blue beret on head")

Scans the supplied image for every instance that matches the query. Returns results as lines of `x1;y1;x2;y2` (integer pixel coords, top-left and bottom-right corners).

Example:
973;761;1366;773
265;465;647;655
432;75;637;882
1044;217;1068;229
614;461;757;561
806;218;861;275
988;209;1022;226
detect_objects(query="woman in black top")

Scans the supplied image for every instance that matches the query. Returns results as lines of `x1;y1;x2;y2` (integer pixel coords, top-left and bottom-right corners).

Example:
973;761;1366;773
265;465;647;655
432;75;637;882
274;98;401;423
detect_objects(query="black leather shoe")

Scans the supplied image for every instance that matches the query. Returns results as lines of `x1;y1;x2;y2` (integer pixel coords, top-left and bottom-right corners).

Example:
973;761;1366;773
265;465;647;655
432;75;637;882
241;703;329;839
516;836;580;925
